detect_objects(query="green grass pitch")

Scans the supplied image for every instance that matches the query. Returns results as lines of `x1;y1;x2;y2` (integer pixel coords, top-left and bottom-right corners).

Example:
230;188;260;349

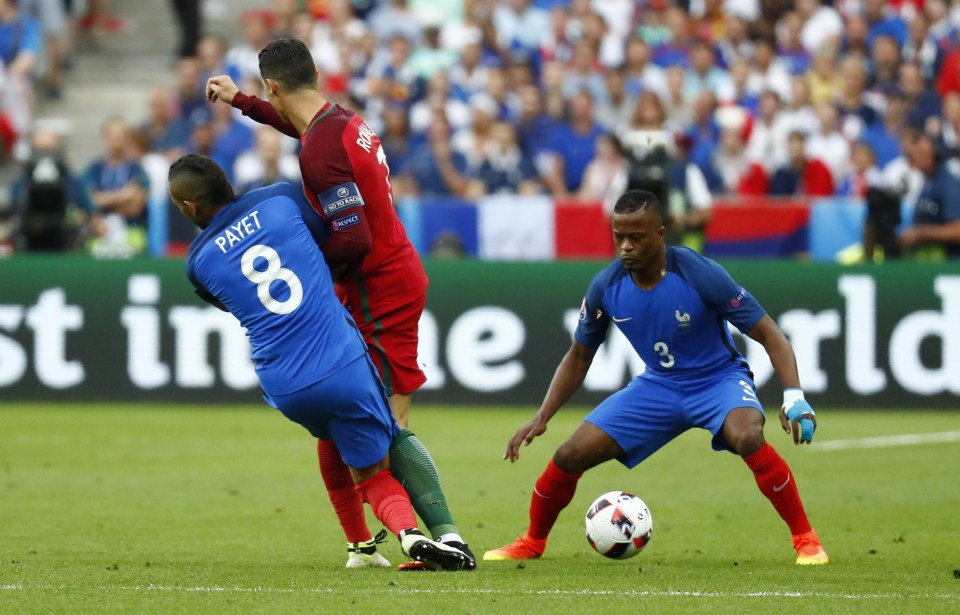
2;403;959;614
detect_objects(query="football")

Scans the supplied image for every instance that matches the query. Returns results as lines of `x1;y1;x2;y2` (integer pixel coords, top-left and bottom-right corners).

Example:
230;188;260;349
585;491;653;559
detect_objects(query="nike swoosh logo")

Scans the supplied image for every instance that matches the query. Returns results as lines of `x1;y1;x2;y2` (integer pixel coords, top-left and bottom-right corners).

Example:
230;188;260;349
772;473;791;492
611;316;632;323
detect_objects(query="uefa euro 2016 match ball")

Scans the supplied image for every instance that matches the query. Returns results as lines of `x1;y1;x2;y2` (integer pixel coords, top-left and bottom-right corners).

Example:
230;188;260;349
585;490;653;560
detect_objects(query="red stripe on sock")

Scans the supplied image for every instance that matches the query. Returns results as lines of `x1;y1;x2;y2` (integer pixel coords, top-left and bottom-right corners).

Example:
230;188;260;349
744;443;812;535
528;459;583;541
317;439;370;544
355;470;418;537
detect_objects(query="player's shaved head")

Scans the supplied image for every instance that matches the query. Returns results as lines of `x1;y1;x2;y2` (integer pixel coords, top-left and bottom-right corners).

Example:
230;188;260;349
259;38;318;91
168;154;235;226
613;189;664;224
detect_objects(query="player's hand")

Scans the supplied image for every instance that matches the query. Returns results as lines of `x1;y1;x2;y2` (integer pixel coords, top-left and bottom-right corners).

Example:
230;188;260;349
206;75;240;104
779;388;817;445
504;414;548;463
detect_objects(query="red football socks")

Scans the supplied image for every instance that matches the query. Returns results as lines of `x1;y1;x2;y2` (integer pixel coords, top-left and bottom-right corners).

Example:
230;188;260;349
744;443;812;536
355;470;418;536
527;459;583;541
317;439;371;544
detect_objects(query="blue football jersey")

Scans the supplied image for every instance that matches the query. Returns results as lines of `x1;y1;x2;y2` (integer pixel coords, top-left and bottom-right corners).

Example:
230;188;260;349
185;183;367;395
575;247;766;379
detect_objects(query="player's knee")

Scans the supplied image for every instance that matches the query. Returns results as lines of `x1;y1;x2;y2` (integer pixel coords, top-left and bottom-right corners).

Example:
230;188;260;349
730;429;766;457
553;443;587;474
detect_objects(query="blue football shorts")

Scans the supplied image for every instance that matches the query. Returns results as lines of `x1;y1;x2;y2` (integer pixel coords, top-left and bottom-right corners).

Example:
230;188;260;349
584;366;765;468
264;354;399;469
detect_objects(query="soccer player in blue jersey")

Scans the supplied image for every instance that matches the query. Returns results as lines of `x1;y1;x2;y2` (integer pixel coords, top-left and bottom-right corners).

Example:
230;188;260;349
169;154;471;571
484;189;829;566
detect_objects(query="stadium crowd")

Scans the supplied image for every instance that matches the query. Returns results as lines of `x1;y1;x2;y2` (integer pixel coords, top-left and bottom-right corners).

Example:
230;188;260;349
3;0;960;258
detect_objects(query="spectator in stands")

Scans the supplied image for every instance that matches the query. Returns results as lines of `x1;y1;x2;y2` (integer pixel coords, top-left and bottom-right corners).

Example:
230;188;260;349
806;101;851;185
899;133;960;259
561;39;606;103
409;72;470;134
715;15;753;69
684;39;734;103
577;133;627;203
515;84;555;166
862;88;908;168
403;115;471;197
409;23;457;80
483;66;513;121
126;128;175;256
576;6;626;69
10;128;89;251
540;90;605;197
900;61;942;130
141;85;191;160
703;114;769;196
0;0;42;149
837;55;880;142
662;64;693;132
747;33;792;102
197;35;237;86
780;75;818;138
0;62;19;158
366;33;422;110
379;101;414;179
902;11;943;82
728;56;759;112
864;0;908;47
83;117;149;257
937;92;960;150
225;10;273;81
807;45;843;105
493;0;550;54
233;126;300;194
796;0;844;55
651;5;693;68
769;130;834;197
925;0;954;48
453;93;498;173
174;56;207;127
471;121;540;196
194;100;252;185
504;50;536;98
836;142;881;197
20;0;68;98
449;36;492;103
841;13;871;60
747;89;790;173
776;11;812;75
594;66;634;133
685;90;720;172
868;34;902;95
366;0;421;45
622;36;667;99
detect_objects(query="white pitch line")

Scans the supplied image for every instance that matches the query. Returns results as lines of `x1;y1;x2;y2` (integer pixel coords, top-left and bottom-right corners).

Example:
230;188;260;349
809;430;960;452
3;584;957;601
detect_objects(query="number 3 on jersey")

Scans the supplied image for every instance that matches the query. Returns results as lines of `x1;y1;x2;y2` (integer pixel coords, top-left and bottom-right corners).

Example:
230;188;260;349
240;245;304;315
654;341;675;368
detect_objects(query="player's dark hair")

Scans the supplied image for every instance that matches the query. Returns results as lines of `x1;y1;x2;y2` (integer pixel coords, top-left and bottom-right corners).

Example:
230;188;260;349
613;189;664;223
168;154;235;209
258;38;317;91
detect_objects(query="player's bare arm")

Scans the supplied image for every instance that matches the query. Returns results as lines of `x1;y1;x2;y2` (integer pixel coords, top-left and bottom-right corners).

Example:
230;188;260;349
745;314;816;441
505;341;598;462
205;74;239;104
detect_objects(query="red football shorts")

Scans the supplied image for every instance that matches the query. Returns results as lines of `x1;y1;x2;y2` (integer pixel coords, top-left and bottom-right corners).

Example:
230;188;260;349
349;291;427;397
